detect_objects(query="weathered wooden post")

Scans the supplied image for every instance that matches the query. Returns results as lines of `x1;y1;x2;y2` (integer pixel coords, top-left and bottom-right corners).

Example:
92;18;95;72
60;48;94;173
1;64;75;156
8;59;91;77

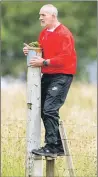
46;157;55;177
25;46;43;177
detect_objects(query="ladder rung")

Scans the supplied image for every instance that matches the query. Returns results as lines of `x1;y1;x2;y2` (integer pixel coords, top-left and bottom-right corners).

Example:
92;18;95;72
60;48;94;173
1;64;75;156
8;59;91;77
59;120;76;177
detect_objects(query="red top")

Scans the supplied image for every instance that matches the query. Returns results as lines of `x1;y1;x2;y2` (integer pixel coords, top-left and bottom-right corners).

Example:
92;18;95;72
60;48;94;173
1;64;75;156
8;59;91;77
38;24;77;74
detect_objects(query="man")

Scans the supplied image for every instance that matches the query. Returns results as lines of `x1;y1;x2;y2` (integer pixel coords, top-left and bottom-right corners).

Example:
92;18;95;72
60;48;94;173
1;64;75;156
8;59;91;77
23;4;77;157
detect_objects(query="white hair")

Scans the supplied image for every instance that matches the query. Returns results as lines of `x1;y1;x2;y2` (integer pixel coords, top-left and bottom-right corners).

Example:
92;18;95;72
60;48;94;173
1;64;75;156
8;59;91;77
40;4;58;17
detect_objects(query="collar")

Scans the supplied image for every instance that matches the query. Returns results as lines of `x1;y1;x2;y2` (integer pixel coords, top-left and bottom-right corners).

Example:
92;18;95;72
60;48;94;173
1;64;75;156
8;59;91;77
47;23;61;32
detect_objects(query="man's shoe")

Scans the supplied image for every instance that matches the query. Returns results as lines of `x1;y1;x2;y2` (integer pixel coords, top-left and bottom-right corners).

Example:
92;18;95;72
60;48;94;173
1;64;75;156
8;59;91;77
31;144;57;158
56;145;65;156
57;149;65;156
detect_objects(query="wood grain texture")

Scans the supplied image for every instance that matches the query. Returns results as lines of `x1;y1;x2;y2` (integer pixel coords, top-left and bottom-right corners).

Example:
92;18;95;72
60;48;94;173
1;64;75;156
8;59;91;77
26;50;43;177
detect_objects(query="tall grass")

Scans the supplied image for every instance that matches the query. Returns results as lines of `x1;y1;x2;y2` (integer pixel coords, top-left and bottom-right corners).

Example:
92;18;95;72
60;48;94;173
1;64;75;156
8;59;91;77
1;82;97;177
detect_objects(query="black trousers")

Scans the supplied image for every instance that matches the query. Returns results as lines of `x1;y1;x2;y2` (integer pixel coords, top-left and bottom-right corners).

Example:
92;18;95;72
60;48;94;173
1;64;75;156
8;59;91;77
41;73;73;146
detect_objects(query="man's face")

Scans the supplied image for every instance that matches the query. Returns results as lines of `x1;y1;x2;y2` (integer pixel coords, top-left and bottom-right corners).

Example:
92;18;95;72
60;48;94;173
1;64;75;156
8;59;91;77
39;9;54;27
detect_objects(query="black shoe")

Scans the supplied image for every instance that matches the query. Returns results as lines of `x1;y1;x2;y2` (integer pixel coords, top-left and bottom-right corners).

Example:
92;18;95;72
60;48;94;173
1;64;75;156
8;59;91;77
57;149;65;156
56;145;65;156
31;144;57;158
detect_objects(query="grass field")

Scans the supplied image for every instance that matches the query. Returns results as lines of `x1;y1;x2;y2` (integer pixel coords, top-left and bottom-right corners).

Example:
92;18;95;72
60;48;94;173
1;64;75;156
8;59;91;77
1;81;97;177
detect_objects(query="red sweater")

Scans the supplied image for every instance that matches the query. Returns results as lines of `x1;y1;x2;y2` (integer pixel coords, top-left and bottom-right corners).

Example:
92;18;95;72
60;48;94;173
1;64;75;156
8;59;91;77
38;24;77;74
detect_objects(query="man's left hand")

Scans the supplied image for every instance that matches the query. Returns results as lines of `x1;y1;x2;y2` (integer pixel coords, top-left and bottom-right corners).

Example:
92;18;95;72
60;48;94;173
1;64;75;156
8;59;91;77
29;56;44;67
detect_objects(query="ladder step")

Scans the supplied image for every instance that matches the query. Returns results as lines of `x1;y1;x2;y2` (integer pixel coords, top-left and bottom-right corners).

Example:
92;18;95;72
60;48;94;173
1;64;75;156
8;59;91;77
59;120;76;177
45;157;56;160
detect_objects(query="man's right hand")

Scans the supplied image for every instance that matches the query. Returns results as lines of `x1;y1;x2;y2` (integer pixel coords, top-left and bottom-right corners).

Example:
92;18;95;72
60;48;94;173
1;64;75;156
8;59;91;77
23;43;29;55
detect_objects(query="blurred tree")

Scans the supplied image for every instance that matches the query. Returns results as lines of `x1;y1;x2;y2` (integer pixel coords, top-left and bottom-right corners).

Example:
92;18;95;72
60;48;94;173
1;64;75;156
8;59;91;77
1;1;97;80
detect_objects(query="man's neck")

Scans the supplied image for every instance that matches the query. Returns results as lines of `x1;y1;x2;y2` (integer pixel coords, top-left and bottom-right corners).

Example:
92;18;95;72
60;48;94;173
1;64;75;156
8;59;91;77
47;21;60;30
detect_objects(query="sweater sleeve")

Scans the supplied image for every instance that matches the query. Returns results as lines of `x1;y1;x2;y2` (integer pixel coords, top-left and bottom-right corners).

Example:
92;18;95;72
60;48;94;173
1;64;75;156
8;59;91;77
38;33;42;48
49;34;73;67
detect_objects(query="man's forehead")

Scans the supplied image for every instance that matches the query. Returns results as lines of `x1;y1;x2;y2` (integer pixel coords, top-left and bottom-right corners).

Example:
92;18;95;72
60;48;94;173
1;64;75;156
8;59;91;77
39;12;45;15
39;10;47;15
39;9;51;15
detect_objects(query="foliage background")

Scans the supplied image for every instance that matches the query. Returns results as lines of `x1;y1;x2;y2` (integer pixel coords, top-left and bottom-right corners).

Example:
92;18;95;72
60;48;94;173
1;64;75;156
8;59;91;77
1;1;97;81
1;1;97;177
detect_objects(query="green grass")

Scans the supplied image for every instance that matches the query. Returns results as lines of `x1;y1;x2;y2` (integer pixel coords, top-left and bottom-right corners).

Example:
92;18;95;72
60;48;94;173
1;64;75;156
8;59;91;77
1;82;97;177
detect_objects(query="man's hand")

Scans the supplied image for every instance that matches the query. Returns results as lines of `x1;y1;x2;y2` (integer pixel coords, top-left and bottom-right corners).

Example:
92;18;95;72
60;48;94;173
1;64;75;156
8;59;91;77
23;43;29;55
29;56;44;67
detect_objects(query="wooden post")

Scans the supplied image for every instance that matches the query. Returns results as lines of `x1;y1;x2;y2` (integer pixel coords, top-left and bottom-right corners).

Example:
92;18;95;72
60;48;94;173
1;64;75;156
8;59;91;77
59;121;76;177
26;48;43;177
46;157;55;177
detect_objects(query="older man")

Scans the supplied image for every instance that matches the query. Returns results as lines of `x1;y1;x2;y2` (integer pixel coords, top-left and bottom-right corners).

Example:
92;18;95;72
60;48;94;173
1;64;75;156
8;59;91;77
23;4;77;157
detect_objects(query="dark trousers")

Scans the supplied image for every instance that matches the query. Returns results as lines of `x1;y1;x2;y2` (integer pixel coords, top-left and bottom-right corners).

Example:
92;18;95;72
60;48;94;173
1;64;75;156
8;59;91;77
41;73;73;146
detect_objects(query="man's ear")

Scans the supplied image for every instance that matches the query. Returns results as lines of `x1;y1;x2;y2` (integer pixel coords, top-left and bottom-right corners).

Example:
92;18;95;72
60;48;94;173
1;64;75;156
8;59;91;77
52;14;56;19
